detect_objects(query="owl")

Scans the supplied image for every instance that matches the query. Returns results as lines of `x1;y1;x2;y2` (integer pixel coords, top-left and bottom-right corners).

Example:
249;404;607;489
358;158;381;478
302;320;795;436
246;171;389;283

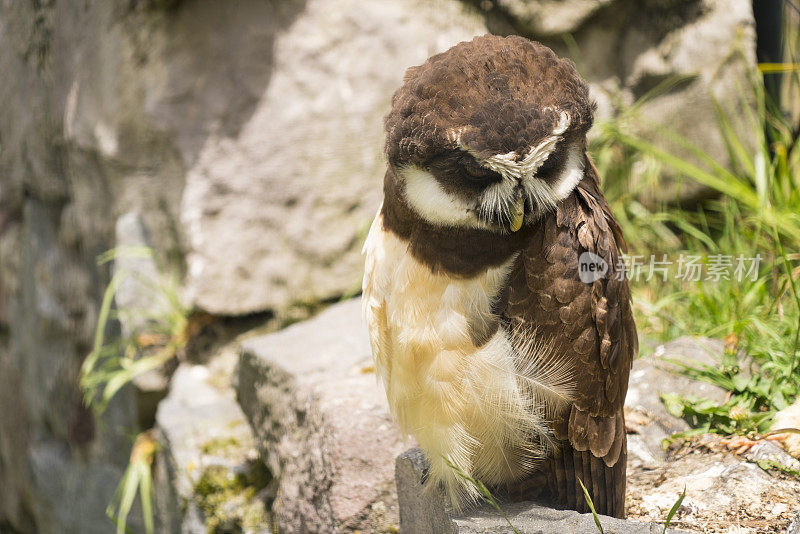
362;35;636;519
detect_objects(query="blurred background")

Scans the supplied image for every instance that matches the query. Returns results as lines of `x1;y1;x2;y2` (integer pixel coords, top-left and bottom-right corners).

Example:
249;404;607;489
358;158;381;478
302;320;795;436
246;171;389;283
0;1;798;533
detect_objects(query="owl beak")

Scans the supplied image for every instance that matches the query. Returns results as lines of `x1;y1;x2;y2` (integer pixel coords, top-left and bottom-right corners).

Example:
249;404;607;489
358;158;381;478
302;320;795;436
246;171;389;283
509;193;525;232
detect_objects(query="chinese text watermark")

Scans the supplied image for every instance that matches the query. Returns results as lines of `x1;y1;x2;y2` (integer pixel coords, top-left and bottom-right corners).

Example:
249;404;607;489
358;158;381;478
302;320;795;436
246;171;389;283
578;253;763;284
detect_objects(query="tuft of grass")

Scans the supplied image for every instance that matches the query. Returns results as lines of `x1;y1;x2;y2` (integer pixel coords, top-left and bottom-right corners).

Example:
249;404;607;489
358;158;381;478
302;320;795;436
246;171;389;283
80;246;190;416
662;486;686;533
81;246;190;533
593;27;800;437
107;431;158;534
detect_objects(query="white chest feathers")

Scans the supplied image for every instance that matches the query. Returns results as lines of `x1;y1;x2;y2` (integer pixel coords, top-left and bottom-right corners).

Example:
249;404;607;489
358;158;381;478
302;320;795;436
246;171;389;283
362;211;560;509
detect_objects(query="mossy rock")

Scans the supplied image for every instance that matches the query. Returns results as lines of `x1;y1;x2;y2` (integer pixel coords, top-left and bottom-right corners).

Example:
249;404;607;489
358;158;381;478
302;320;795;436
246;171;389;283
193;461;272;533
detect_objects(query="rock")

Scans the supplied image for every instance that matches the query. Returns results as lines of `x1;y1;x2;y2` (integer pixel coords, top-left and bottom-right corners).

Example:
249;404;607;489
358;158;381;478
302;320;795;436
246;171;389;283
237;298;406;533
395;448;689;534
772;397;800;459
180;0;487;315
0;0;183;530
495;0;614;36
26;440;143;534
113;212;172;337
624;337;728;469
627;448;800;532
744;441;800;473
395;449;455;534
624;0;756;205
154;345;271;533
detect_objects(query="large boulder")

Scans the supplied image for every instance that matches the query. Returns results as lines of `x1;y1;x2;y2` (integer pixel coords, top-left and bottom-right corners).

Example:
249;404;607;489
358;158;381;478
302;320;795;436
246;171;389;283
237;298;407;533
179;0;487;314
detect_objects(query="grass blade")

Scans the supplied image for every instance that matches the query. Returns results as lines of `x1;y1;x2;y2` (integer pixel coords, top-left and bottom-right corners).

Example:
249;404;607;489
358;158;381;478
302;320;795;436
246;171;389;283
662;486;686;533
578;478;604;534
443;457;521;534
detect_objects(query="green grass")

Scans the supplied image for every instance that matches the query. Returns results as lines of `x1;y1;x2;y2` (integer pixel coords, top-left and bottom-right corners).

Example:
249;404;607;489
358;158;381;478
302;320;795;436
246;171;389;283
107;431;158;534
578;478;604;534
80;246;189;416
80;246;190;534
443;457;522;534
578;478;685;533
591;20;800;438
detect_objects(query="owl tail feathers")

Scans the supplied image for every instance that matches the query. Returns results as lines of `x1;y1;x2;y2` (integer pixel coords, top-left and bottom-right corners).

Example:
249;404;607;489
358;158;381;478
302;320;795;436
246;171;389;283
546;436;627;519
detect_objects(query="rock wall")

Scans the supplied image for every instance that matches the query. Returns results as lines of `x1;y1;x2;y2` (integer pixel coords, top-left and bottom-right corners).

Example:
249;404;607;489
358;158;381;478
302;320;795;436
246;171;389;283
0;0;756;532
0;0;486;531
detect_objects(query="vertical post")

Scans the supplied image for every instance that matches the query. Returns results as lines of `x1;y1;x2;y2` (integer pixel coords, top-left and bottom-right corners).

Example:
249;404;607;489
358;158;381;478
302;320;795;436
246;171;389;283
752;0;784;109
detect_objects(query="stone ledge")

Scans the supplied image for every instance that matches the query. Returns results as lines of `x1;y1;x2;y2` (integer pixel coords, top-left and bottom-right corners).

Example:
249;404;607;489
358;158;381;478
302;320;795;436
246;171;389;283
154;348;271;533
396;448;690;534
237;298;406;533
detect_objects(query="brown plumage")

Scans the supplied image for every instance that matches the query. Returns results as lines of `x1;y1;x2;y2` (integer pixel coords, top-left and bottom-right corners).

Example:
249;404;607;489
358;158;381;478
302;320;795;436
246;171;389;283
505;155;636;517
363;34;636;519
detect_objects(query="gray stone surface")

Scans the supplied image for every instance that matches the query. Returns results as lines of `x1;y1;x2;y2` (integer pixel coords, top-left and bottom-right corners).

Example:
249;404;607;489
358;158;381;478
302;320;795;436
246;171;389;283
179;0;488;314
26;441;138;534
154;347;271;534
624;337;728;469
238;298;407;533
395;449;457;534
0;0;183;531
496;0;614;36
744;440;800;473
396;448;688;534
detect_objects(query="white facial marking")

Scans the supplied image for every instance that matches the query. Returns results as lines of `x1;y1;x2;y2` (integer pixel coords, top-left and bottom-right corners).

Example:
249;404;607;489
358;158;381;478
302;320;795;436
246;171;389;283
404;110;585;231
401;165;495;230
553;143;585;199
549;109;571;135
463;111;572;184
523;142;585;211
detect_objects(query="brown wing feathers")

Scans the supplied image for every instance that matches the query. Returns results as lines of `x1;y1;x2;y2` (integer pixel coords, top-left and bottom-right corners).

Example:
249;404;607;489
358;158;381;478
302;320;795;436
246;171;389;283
506;154;636;518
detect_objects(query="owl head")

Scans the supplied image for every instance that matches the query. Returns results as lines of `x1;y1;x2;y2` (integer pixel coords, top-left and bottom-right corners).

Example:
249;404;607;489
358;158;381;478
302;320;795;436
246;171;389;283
383;35;594;234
